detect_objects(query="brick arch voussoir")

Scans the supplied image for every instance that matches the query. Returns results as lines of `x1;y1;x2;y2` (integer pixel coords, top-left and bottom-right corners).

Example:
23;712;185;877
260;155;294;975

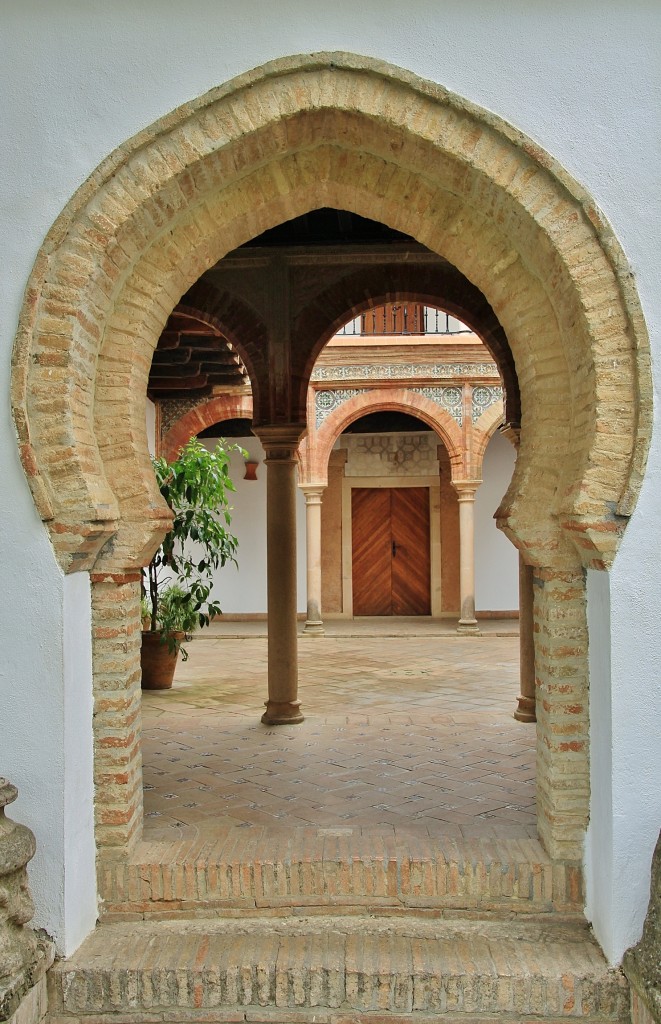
308;176;575;567
161;394;254;462
303;388;464;487
293;262;518;424
11;53;650;577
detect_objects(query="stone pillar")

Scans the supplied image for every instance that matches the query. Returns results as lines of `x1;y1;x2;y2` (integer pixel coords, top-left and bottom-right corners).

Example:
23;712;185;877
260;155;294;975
0;779;53;1022
515;556;537;722
258;426;305;725
91;572;143;851
454;481;481;635
301;485;325;636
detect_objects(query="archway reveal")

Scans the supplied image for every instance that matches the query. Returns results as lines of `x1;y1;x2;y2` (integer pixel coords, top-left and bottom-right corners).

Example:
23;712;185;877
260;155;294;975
12;53;651;864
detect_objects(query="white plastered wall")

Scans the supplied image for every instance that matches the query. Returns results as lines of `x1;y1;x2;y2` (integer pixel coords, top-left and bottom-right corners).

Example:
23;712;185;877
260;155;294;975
475;432;518;612
585;478;661;963
0;0;659;959
199;438;307;614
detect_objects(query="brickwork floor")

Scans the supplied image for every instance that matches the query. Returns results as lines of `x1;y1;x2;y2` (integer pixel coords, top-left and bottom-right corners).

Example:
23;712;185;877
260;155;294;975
141;621;535;840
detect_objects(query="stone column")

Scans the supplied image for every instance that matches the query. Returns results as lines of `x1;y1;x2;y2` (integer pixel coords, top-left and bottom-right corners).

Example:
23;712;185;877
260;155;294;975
454;481;481;634
514;556;537;722
257;426;305;725
301;485;325;636
0;779;53;1021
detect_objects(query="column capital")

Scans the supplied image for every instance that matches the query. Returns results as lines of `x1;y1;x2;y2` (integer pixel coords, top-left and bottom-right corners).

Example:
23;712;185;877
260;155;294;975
300;484;325;504
255;423;306;460
452;478;482;500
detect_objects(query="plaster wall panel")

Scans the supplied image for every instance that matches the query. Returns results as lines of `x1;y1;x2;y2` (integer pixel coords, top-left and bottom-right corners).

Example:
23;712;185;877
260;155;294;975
475;432;519;612
321;452;345;614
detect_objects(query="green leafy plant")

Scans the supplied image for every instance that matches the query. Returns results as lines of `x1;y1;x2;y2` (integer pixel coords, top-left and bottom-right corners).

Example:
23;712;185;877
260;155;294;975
150;585;200;659
142;437;244;658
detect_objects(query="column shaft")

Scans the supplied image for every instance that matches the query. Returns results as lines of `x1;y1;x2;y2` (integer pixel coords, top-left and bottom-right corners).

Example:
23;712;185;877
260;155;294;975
302;486;325;636
259;428;304;724
455;484;481;634
514;556;537;722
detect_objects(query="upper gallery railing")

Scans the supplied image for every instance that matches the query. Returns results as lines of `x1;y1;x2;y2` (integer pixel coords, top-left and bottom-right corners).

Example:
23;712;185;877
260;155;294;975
337;303;472;337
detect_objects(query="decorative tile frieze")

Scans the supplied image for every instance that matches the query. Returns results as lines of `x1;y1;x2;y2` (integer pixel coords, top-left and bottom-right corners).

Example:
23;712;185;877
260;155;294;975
471;385;503;423
315;389;369;428
410;386;464;424
311;362;498;382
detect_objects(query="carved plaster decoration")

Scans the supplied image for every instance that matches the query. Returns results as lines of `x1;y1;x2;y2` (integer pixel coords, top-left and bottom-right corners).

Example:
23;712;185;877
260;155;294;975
311;362;499;382
159;396;209;438
471;385;504;423
344;432;438;478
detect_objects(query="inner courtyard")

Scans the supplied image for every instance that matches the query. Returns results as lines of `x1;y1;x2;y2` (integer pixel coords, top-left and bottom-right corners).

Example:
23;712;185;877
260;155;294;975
142;622;534;838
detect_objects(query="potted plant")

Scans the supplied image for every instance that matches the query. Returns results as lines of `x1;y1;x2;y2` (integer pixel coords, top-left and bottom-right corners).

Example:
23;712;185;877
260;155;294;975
141;437;243;689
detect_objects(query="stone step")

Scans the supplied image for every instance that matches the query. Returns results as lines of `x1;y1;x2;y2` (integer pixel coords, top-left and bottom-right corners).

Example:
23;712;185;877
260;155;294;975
48;915;629;1024
99;832;582;918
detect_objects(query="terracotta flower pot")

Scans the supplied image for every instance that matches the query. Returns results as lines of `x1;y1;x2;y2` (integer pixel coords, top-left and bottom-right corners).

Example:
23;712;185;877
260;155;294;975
140;630;183;690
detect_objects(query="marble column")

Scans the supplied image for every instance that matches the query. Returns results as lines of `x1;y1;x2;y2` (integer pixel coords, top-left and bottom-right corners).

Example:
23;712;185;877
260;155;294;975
301;485;325;636
454;481;481;635
257;426;305;725
514;555;537;722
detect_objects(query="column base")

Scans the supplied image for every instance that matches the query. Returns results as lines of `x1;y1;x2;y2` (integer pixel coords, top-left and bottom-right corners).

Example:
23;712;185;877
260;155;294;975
456;619;481;635
514;694;537;723
303;619;325;636
261;700;305;725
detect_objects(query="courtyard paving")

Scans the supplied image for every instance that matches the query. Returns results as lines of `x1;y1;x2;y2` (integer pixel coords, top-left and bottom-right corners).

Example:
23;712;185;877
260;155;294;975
141;619;536;840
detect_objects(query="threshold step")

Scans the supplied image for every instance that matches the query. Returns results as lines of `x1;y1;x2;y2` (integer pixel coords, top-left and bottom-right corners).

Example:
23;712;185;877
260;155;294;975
99;833;582;917
48;916;628;1023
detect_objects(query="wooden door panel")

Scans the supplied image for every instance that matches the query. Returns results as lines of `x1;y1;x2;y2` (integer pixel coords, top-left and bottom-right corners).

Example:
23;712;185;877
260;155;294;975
352;488;392;615
391;488;431;615
352;486;431;617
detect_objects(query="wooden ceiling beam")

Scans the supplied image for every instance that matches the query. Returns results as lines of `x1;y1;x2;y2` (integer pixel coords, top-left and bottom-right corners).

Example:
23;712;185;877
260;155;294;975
149;363;203;378
151;348;193;365
148;375;209;390
167;317;220;335
149;387;214;402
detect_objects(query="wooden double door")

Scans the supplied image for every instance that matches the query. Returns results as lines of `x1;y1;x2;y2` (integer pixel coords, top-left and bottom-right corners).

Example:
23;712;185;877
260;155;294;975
351;487;431;616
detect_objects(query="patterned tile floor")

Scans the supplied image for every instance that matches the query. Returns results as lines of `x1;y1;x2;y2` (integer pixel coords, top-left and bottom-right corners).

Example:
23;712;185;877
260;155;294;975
141;619;535;840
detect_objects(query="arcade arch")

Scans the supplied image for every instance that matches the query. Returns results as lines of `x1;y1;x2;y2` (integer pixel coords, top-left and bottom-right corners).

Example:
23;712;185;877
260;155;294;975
12;54;650;864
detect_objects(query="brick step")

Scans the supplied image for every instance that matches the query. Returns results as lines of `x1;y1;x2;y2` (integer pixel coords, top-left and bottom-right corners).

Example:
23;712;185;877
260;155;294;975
99;833;582;918
48;915;629;1024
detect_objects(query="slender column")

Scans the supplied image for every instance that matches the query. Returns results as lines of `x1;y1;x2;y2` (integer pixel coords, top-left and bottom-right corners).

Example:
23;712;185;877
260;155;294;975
302;485;325;636
454;481;481;634
257;426;305;725
514;555;537;721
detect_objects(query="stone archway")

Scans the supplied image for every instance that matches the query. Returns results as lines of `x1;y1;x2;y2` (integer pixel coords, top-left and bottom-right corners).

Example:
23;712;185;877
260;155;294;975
12;53;650;863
